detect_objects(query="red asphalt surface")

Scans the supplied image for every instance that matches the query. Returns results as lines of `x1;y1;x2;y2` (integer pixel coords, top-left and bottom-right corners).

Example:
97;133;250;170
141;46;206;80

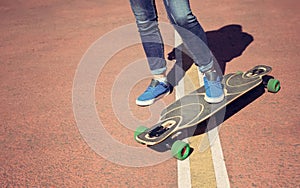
1;0;299;187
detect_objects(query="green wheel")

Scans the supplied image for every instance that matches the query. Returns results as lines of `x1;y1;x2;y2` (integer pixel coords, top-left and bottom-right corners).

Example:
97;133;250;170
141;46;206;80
134;126;148;143
171;140;191;160
267;79;281;93
236;71;243;75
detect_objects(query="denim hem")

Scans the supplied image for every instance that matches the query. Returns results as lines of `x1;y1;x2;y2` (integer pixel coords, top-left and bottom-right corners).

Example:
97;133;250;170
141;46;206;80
151;67;167;75
198;58;214;73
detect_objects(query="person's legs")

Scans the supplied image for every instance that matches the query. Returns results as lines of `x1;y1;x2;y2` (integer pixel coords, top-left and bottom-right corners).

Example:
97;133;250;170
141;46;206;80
129;0;171;106
163;0;212;70
129;0;167;75
163;0;224;103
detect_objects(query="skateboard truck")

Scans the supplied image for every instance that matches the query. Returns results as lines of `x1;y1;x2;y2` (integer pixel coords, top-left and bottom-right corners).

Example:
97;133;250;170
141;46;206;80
148;120;176;138
246;66;267;77
149;126;166;137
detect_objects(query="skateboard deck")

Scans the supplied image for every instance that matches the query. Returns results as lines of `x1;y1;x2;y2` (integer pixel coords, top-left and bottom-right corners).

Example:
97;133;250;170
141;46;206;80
134;65;280;159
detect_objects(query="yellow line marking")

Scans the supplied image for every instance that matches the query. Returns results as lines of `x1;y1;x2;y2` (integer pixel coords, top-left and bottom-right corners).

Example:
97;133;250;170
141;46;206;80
185;64;217;188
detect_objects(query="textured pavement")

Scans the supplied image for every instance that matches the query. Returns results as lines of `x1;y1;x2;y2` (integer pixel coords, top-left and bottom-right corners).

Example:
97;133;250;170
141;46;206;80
1;0;299;187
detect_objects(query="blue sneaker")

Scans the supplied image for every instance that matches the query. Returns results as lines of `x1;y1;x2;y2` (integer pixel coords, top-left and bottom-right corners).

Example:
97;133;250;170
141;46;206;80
136;79;171;106
203;71;225;103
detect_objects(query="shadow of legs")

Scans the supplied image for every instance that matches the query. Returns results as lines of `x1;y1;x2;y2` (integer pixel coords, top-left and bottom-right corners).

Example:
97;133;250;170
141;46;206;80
167;24;254;86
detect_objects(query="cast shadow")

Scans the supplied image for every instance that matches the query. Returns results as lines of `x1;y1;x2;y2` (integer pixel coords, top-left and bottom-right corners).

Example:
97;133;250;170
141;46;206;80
193;83;266;136
167;24;254;87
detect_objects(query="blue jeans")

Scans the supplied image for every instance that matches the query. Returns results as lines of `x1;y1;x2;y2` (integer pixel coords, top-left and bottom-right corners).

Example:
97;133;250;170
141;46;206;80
129;0;214;75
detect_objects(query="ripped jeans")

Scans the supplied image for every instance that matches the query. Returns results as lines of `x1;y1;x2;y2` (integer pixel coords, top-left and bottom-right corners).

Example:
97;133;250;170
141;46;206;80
129;0;214;75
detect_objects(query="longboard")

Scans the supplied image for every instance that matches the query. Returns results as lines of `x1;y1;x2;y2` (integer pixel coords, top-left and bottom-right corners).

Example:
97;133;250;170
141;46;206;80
134;65;280;160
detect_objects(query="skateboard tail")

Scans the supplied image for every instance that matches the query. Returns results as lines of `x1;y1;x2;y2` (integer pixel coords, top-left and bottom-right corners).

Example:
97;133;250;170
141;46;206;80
135;116;183;146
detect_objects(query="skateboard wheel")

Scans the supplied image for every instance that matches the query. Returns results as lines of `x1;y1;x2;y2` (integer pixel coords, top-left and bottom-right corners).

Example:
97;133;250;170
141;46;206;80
171;140;190;160
267;79;280;93
134;126;148;143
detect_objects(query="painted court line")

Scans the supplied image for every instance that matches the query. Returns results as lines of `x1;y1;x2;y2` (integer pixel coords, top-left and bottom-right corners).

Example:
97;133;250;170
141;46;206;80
175;28;230;187
198;69;230;188
176;74;192;188
208;127;230;187
175;31;192;188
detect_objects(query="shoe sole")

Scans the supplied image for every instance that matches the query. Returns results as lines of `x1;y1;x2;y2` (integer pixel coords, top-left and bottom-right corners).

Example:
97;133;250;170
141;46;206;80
204;93;225;104
136;91;170;106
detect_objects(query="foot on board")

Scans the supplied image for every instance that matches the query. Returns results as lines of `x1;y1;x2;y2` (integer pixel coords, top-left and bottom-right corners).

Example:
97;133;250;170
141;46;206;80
203;71;225;103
